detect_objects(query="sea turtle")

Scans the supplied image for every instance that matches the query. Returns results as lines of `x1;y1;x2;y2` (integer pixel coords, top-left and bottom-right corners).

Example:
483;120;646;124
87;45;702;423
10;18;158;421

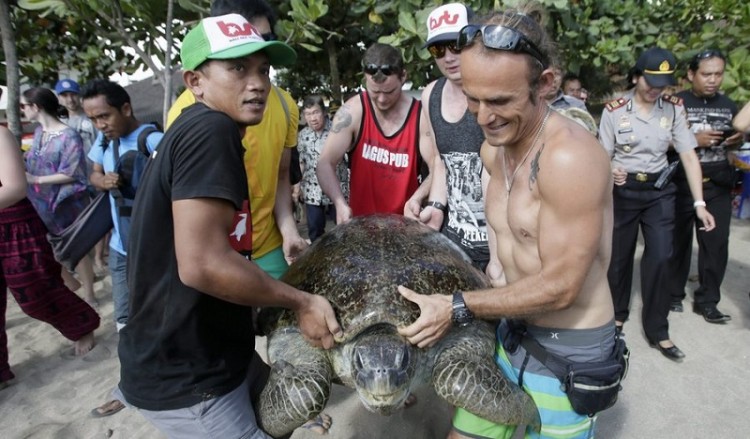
258;214;539;438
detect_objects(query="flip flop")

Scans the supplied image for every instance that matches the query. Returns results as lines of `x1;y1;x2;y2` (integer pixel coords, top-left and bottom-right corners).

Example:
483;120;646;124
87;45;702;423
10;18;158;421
90;399;126;418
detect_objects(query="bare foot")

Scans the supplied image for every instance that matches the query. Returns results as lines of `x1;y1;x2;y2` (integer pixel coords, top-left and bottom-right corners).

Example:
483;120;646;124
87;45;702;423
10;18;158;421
300;413;332;435
93;263;108;278
61;270;81;291
404;393;417;408
74;332;96;356
85;298;100;310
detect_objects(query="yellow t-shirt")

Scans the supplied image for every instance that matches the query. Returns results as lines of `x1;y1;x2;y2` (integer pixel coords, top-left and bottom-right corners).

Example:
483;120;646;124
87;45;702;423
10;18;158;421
167;86;299;258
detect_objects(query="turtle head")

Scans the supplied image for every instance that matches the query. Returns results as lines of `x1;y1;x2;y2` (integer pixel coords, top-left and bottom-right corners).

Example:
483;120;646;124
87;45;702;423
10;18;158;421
351;326;417;415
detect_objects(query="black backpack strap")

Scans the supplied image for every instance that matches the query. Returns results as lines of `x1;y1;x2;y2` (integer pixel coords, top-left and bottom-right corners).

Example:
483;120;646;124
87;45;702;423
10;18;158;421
136;125;159;156
110;138;125;206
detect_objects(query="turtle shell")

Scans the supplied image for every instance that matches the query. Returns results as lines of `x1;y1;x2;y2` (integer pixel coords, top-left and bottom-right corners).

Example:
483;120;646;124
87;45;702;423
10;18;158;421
260;214;489;342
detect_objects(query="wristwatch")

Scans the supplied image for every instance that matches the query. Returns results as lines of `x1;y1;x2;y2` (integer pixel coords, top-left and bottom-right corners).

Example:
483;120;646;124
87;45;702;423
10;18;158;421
425;200;447;212
452;291;474;327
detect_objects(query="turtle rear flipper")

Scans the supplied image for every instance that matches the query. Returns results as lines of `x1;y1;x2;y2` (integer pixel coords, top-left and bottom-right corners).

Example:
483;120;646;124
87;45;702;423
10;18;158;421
258;331;333;438
431;325;540;429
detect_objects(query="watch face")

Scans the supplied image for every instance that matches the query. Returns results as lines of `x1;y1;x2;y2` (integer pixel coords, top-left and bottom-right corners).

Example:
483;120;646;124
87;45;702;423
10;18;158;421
453;310;473;327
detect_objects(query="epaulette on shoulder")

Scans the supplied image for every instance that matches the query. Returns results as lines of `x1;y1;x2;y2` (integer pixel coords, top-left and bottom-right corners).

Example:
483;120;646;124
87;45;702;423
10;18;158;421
662;94;683;106
605;97;628;112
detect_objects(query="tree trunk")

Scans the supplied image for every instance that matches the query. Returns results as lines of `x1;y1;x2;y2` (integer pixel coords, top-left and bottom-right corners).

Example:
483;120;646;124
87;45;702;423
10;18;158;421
0;0;22;140
162;0;175;127
325;37;342;105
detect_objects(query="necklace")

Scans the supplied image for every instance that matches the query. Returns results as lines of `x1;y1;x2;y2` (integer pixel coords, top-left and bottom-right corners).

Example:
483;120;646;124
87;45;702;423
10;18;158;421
503;107;551;194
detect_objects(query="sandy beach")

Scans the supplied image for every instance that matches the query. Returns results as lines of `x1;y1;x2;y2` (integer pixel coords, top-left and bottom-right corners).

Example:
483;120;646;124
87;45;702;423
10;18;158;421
1;217;749;439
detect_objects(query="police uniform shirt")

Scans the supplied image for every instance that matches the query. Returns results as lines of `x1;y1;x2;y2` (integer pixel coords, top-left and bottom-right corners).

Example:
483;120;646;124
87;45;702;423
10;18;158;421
599;90;697;173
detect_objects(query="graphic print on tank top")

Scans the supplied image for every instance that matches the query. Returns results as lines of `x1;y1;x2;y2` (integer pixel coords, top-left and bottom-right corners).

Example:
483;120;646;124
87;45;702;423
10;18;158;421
442;152;487;253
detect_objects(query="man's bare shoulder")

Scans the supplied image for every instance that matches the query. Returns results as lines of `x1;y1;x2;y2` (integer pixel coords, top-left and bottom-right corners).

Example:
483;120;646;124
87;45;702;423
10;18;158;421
541;115;611;188
330;96;363;135
420;80;438;104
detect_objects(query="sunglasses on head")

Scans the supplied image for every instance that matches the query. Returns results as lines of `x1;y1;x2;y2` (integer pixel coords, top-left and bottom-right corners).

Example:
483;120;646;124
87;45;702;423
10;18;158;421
693;49;724;63
363;64;399;76
261;32;277;42
457;24;548;68
427;41;461;59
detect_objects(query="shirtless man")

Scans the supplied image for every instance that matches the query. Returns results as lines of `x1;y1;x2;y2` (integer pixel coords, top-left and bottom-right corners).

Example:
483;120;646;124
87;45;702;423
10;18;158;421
317;43;443;228
398;7;617;439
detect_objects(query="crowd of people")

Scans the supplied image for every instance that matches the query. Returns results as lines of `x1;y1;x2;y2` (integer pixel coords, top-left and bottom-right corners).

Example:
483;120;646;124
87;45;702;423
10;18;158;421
2;0;749;438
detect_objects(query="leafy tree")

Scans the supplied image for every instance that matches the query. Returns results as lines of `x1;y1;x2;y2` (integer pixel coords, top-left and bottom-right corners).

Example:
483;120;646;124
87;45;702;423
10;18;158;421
1;7;133;86
271;0;750;108
16;0;209;122
6;0;749;122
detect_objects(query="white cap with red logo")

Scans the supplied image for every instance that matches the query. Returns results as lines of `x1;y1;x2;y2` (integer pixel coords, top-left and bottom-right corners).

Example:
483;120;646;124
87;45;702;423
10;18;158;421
424;3;470;48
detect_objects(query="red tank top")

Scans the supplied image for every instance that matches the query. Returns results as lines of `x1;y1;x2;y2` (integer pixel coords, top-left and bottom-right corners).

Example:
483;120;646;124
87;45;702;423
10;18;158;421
349;92;421;216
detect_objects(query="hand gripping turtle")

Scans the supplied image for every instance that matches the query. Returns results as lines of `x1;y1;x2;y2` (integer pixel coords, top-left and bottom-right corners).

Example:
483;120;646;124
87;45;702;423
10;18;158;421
257;214;539;438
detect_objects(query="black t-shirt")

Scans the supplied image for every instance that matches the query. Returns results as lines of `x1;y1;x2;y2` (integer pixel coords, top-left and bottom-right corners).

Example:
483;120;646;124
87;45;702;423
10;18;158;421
119;103;255;410
675;90;738;163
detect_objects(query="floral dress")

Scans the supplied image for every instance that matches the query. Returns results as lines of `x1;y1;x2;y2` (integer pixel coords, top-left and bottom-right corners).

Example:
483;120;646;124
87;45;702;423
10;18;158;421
25;126;89;234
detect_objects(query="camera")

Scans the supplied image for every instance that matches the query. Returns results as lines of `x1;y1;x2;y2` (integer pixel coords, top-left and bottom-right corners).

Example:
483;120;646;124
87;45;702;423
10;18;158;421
707;115;735;142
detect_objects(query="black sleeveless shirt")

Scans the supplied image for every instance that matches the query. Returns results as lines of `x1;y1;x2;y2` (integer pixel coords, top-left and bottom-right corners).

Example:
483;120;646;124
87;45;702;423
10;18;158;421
428;78;489;268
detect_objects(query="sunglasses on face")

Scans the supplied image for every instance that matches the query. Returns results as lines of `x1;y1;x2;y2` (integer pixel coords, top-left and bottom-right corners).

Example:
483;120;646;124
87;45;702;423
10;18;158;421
363;64;399;76
457;24;548;68
261;32;277;42
427;42;461;59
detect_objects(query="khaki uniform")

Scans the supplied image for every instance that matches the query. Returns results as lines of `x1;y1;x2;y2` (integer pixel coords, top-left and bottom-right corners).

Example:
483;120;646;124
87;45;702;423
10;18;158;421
600;91;696;174
598;91;697;344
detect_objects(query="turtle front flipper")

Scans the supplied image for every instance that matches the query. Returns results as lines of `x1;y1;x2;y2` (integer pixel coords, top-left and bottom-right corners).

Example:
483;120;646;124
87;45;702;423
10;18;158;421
258;329;333;438
431;324;540;429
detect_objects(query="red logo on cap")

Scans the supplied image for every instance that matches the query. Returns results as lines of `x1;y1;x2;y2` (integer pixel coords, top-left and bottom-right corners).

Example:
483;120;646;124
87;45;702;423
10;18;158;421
430;10;460;30
216;20;261;38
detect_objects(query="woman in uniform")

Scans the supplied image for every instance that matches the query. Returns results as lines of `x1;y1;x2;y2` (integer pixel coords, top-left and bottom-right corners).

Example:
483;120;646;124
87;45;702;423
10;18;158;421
599;47;715;361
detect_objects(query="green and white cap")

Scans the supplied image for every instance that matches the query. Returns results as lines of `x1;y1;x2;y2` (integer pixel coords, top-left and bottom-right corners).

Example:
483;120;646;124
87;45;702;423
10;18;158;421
180;13;296;70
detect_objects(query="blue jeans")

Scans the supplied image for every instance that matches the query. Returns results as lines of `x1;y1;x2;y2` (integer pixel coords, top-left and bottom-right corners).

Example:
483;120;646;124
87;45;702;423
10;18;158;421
109;249;128;326
305;204;334;242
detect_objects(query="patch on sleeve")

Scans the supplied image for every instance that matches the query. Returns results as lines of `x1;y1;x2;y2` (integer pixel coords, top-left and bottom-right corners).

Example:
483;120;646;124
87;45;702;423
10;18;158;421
662;94;683;106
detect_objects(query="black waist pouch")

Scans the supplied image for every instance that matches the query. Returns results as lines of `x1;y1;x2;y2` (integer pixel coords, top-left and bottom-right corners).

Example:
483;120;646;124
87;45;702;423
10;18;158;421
702;160;736;189
521;334;629;416
562;337;629;415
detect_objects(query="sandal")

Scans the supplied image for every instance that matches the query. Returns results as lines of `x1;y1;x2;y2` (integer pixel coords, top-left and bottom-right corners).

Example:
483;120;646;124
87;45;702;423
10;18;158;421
90;399;126;418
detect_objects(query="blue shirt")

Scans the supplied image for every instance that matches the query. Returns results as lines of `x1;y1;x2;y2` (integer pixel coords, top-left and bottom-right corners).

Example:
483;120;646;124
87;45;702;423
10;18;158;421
88;124;163;254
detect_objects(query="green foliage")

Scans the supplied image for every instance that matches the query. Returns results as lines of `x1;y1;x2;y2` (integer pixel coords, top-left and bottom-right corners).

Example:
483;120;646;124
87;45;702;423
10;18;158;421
7;0;749;110
536;0;750;105
13;0;209;82
0;7;132;86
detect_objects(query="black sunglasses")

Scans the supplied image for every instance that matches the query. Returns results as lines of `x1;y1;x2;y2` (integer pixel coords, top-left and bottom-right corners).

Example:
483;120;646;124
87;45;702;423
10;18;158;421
689;49;725;70
427;42;461;59
363;64;399;76
456;24;548;68
693;49;724;63
261;32;277;42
